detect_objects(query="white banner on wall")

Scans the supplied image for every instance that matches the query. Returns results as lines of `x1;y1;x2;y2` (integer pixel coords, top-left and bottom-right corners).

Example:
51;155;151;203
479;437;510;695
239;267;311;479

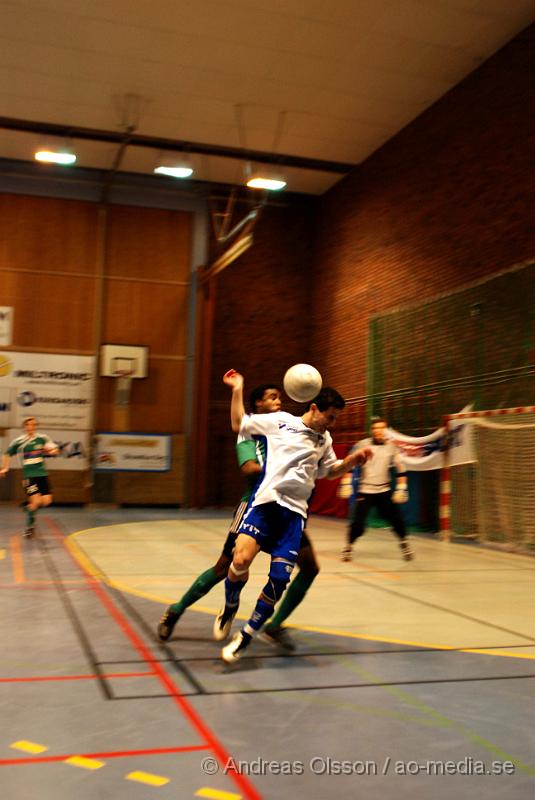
4;428;90;471
387;406;475;471
0;351;95;429
94;433;171;472
387;426;445;471
0;308;14;346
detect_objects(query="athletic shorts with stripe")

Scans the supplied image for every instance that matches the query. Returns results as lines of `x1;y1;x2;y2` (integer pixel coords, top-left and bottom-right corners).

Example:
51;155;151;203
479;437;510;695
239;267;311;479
221;500;310;560
23;476;51;497
238;501;304;564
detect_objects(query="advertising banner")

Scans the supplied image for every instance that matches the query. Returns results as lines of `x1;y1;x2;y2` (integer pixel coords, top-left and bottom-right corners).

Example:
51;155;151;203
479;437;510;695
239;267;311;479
94;433;171;472
0;351;95;429
0;308;13;346
387;411;475;471
4;428;90;471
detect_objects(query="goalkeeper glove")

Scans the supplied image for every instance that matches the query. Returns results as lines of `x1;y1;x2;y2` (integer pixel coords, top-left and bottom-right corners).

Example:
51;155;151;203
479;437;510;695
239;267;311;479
392;487;409;504
337;473;353;499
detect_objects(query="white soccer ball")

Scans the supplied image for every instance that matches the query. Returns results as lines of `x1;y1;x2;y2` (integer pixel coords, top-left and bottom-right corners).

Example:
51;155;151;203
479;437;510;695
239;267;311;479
283;364;323;403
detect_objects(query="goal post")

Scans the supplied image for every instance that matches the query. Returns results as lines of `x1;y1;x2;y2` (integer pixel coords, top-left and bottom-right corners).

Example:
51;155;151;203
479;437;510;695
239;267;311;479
440;406;535;550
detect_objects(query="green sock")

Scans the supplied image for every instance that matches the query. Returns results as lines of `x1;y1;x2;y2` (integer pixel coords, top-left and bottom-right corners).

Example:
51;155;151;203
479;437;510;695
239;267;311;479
26;508;35;527
169;567;223;615
266;570;317;630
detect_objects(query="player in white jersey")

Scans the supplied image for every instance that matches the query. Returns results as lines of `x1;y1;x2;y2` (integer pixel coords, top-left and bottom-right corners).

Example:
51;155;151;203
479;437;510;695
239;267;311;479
341;416;413;562
217;369;372;662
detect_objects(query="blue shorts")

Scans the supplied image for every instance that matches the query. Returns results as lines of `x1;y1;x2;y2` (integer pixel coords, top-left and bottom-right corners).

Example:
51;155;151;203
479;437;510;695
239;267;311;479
238;502;304;563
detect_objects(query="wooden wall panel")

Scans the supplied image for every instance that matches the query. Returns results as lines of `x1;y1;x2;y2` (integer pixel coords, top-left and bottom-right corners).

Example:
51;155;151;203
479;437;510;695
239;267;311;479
1;192;193;505
0;271;96;351
114;434;186;504
102;281;188;356
96;358;185;433
106;205;192;281
0;194;99;274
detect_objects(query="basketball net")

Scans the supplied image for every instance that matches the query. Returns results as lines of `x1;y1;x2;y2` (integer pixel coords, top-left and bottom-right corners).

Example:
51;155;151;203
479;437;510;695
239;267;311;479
114;370;133;407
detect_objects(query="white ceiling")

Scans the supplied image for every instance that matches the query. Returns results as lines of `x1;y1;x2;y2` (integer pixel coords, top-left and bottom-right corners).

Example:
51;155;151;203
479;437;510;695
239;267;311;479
0;0;533;194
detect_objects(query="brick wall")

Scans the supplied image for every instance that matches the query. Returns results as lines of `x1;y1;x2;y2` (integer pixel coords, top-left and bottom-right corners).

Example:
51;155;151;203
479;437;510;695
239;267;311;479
207;197;316;504
310;24;534;408
206;25;534;505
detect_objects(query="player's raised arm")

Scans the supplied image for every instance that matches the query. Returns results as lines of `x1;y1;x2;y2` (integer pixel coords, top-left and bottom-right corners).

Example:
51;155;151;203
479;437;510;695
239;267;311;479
223;369;246;432
326;446;372;479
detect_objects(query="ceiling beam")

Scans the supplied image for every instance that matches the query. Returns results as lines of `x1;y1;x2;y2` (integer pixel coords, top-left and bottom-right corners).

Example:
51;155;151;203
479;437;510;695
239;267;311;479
0;115;355;175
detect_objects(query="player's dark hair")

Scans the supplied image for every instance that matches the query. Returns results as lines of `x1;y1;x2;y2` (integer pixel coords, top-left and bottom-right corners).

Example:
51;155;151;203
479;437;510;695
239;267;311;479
370;416;386;426
23;417;37;426
307;387;345;412
249;384;282;412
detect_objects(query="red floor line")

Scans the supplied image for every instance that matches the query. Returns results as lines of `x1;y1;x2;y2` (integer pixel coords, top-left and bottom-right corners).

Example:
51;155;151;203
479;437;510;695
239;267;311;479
0;581;89;588
0;672;153;683
45;517;263;800
10;535;25;583
0;744;210;767
0;585;92;591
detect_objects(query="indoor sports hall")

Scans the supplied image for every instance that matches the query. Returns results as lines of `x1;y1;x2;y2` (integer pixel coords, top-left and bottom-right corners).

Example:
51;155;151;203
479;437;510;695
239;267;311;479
1;3;534;800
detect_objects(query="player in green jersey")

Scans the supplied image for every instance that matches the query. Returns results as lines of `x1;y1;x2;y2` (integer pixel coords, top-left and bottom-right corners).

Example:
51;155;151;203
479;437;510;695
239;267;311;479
1;417;59;536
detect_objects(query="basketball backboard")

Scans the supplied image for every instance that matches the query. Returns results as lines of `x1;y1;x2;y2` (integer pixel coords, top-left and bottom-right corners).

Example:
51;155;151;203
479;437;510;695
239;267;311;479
99;344;148;378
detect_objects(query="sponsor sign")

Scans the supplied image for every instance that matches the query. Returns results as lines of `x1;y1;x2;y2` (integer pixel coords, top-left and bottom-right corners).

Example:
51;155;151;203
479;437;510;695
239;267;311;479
0;352;95;429
5;428;90;471
94;433;171;472
0;307;13;346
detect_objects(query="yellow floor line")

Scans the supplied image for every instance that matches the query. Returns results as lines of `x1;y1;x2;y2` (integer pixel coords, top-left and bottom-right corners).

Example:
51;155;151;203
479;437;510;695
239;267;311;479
196;787;242;800
125;770;169;786
0;548;6;560
66;525;535;661
10;740;48;754
65;755;105;770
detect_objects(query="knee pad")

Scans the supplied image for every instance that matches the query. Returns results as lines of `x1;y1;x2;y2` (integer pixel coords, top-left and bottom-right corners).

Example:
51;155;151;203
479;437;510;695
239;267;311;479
262;560;294;604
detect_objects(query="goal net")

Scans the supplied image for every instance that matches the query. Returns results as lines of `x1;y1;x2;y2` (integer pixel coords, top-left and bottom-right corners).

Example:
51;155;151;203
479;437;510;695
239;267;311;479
444;408;535;550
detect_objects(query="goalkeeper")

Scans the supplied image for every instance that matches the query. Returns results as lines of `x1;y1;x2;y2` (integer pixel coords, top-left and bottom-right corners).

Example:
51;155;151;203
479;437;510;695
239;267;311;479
341;417;413;562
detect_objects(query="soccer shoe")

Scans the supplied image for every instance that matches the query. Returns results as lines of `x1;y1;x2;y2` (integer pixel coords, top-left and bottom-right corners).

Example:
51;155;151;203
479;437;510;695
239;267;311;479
340;544;352;562
213;607;237;641
259;626;296;652
400;540;414;561
157;608;181;641
221;631;251;663
23;526;35;538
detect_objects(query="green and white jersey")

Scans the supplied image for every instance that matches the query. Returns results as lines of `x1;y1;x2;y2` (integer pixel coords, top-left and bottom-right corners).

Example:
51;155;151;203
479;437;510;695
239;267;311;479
6;433;57;478
236;435;266;503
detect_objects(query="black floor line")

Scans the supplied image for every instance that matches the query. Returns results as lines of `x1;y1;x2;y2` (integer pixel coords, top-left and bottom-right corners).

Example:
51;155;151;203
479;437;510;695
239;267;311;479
71;538;206;695
36;535;112;700
93;642;535;665
108;671;535;700
343;571;535;643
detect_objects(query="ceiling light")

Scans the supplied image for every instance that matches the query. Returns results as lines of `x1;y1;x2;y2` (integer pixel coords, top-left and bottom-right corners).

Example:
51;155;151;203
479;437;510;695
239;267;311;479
154;166;193;178
247;177;286;191
35;150;77;165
